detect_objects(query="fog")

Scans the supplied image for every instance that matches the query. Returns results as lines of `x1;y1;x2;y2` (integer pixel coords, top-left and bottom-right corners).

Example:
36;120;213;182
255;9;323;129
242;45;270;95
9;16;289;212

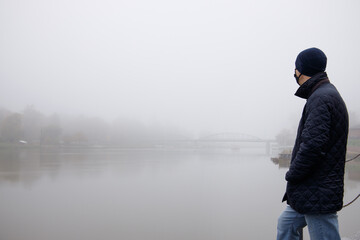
1;0;360;139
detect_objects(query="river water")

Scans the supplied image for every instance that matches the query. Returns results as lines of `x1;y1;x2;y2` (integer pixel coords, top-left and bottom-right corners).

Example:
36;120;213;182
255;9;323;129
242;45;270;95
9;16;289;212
0;147;359;240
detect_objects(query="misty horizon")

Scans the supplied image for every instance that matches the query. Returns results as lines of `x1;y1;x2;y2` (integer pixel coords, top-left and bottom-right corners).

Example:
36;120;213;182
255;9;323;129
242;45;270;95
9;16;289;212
1;0;360;139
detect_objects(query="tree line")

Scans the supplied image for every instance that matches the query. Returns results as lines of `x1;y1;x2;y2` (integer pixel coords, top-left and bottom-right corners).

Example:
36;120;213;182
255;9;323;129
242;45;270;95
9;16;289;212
0;106;188;147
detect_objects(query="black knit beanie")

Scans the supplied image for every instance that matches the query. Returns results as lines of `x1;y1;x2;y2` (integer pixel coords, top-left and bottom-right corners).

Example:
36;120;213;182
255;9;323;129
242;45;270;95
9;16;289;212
295;48;327;77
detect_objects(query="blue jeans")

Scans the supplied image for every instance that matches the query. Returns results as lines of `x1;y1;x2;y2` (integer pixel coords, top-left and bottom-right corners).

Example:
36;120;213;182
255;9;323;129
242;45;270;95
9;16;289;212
277;206;341;240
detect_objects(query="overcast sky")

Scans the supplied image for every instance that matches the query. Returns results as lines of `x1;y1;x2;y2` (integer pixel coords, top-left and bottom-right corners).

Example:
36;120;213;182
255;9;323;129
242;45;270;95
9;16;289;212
1;0;360;138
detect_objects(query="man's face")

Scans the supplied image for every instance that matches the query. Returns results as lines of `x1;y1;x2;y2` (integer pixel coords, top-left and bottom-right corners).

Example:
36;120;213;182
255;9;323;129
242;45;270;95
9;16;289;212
294;69;302;85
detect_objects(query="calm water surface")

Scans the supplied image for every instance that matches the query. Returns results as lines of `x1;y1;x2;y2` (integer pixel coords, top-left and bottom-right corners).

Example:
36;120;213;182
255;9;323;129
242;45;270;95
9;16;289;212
0;147;359;240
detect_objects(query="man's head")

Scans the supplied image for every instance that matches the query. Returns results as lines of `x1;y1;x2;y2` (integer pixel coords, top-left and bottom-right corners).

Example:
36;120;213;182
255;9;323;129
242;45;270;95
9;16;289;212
294;47;327;85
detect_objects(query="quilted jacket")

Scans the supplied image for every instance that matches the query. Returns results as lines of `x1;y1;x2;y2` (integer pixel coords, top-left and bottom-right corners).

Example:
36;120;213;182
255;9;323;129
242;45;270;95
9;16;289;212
282;72;349;214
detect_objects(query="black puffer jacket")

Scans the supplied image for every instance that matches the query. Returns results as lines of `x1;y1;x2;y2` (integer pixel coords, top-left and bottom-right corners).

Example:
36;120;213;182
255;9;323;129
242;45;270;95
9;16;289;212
282;72;349;214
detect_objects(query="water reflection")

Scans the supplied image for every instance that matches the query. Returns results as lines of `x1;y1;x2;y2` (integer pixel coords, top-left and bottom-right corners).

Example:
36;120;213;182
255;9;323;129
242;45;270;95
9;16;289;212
0;147;359;240
0;147;281;240
0;147;189;185
1;147;359;184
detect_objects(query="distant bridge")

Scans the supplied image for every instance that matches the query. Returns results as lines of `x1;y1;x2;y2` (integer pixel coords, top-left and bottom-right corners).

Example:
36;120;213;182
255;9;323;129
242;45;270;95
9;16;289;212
198;133;267;142
165;132;276;155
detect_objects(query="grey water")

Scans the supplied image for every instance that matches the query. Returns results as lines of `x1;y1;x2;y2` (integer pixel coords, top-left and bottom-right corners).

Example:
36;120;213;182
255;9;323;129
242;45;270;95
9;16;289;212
0;147;359;240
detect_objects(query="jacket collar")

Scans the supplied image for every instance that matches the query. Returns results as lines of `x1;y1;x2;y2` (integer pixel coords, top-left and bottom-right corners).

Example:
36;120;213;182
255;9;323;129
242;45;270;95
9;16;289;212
295;72;330;99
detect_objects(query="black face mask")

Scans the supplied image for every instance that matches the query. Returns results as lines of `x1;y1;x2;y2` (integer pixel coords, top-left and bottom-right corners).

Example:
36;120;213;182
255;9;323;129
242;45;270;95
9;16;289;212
294;70;302;85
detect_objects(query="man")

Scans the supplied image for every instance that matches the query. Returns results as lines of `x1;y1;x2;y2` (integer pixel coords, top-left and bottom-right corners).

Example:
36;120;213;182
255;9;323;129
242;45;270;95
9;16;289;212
277;48;349;240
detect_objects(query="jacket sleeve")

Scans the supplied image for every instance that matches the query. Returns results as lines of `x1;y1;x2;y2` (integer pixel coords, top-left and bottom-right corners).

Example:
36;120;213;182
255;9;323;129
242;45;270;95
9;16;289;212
286;96;331;183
